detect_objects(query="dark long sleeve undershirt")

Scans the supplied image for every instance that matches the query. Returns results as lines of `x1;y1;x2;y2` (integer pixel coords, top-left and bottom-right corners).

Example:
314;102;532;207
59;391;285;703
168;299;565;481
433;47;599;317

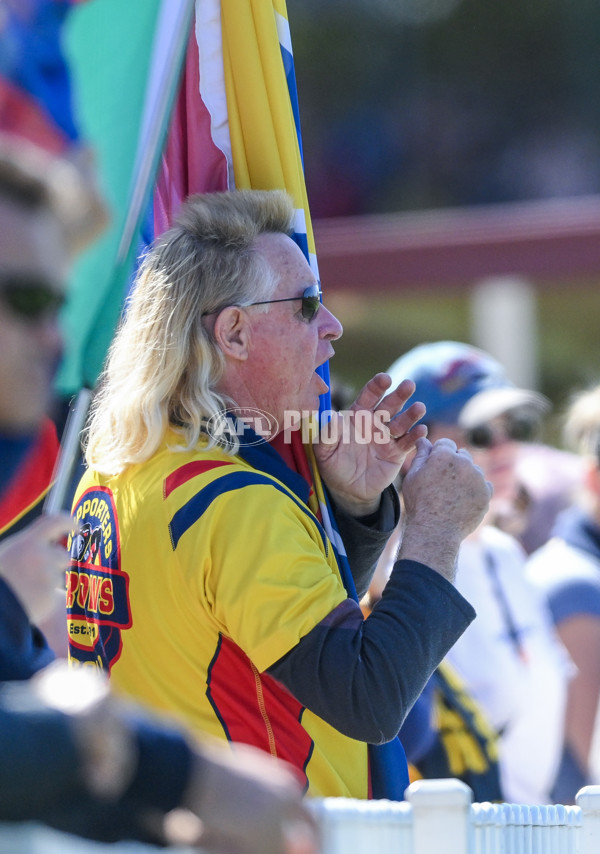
268;559;475;744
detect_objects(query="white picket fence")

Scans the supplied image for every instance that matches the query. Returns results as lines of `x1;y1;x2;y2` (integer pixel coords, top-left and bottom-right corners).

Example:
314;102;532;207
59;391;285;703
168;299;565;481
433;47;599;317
310;780;600;854
2;780;600;854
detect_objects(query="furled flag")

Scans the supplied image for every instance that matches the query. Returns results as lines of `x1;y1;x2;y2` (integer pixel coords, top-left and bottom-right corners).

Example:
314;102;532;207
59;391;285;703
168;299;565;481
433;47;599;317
56;0;195;395
58;0;330;405
154;0;329;400
155;1;314;263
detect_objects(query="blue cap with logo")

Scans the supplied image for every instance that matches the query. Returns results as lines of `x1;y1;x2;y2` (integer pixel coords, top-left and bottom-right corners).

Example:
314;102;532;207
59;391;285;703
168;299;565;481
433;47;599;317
387;341;549;427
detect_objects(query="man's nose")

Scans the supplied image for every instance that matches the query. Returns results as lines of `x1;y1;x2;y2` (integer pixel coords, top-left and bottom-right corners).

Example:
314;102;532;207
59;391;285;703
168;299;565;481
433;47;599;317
318;304;343;341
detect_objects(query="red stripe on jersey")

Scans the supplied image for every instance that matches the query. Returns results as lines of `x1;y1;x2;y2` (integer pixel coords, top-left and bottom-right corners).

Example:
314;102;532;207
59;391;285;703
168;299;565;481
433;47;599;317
207;635;312;790
164;460;234;498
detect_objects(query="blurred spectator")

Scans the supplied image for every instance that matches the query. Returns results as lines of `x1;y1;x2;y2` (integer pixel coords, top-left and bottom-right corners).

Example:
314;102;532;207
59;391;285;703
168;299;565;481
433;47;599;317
527;384;600;803
364;526;503;803
387;340;571;804
513;442;584;555
0;0;108;550
0;135;87;674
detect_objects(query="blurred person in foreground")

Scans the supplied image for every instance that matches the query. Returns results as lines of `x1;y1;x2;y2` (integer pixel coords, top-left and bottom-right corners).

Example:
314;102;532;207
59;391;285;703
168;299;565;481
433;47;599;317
387;341;570;805
68;189;491;801
0;134;96;675
0;136;318;854
0;0;109;551
527;384;600;803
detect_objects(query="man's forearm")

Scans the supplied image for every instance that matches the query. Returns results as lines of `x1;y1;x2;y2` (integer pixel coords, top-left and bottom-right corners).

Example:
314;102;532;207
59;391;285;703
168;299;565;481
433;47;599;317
268;559;475;743
398;520;462;583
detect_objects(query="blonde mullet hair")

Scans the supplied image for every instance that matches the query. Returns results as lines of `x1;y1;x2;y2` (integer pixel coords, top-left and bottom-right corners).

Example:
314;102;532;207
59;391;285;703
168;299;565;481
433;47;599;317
85;189;295;474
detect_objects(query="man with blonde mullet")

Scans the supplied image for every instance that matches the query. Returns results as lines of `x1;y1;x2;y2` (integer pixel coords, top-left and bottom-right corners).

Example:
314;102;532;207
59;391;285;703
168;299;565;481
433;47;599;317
68;189;492;801
0;143;318;854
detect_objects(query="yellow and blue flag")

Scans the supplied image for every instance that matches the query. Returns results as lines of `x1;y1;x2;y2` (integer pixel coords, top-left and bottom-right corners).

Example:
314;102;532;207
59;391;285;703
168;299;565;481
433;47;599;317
154;0;327;400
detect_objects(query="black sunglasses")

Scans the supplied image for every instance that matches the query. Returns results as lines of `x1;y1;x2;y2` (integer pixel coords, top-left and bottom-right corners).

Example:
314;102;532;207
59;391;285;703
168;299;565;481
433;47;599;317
0;277;65;322
246;284;322;322
466;411;540;449
202;283;322;323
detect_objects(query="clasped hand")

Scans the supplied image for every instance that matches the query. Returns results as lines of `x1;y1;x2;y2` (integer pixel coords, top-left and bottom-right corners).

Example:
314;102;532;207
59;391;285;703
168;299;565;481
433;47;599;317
315;373;427;517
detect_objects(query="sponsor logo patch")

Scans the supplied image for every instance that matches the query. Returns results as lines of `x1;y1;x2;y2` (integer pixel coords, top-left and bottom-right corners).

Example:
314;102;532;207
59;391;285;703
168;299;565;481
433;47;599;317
67;487;131;672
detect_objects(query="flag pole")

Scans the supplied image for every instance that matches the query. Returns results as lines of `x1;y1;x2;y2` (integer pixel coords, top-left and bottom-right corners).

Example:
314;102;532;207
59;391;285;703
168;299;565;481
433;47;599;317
44;387;92;516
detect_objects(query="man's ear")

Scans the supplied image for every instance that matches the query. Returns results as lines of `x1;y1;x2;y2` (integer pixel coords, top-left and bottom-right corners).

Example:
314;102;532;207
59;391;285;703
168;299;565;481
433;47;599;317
213;306;250;361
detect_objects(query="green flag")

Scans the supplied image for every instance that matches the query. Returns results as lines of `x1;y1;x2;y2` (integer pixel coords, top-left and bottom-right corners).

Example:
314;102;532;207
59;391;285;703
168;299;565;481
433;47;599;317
58;0;193;394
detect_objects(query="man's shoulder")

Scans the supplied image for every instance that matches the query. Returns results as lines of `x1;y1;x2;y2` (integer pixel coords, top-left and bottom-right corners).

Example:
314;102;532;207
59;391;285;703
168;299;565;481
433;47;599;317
526;537;600;623
160;445;296;501
78;445;309;550
80;440;250;497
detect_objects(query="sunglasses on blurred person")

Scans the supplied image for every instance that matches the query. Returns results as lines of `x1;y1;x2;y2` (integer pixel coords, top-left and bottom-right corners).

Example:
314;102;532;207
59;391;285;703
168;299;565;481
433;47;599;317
0;276;65;323
465;410;541;449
